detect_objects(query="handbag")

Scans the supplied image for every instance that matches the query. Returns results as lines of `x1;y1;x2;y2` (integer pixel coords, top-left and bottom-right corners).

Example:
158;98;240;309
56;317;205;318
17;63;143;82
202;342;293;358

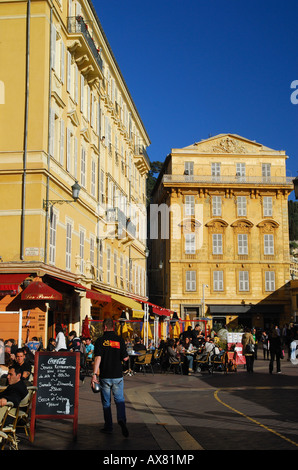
245;343;255;354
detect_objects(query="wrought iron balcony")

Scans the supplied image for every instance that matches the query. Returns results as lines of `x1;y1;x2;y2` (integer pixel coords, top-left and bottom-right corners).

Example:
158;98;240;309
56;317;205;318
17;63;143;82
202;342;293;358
67;16;103;72
106;207;136;238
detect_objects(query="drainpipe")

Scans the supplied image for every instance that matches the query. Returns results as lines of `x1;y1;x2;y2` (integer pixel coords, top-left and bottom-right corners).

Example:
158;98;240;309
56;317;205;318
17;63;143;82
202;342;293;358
20;0;31;260
44;6;53;264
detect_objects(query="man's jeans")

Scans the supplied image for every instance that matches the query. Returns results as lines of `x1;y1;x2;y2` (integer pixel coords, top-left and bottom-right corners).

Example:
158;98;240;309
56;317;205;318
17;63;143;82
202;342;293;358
100;377;126;430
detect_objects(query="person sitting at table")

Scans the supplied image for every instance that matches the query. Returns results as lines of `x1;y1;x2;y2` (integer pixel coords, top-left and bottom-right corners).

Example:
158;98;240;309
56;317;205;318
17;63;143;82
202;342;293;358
12;348;32;383
0;364;28;425
133;337;146;353
182;336;195;373
46;338;56;351
167;339;180;364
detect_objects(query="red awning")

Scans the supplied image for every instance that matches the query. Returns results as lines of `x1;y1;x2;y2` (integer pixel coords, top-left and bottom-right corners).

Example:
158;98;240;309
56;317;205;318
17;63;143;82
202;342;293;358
21;281;62;301
49;276;111;302
0;273;30;296
146;302;172;317
50;276;86;290
86;289;111;303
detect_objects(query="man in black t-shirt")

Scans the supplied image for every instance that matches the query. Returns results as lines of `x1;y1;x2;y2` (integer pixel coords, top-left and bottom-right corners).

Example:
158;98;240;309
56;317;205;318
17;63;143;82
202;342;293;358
91;318;129;436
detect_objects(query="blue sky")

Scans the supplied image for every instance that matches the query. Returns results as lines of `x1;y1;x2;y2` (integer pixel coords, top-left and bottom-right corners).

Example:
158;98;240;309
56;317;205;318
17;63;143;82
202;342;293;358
94;0;298;198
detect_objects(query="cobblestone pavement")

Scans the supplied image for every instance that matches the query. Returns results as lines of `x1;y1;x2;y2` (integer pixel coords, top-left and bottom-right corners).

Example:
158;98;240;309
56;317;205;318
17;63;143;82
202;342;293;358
15;353;298;456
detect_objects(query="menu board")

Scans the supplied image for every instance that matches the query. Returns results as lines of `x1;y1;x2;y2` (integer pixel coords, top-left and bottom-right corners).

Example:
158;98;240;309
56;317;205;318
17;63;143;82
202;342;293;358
30;351;80;441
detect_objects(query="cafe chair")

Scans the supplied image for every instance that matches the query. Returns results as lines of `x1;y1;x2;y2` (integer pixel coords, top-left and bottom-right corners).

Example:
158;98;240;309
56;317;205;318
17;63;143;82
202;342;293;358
210;352;228;374
16;386;38;440
138;353;154;374
0;401;13;450
2;402;20;450
195;352;212;374
167;359;183;374
132;352;146;373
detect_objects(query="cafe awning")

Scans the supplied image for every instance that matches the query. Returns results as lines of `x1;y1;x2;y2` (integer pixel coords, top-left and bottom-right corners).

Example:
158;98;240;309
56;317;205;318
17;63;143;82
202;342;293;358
0;273;30;296
86;289;111;303
146;301;172;317
49;276;111;303
21;280;62;301
99;289;144;317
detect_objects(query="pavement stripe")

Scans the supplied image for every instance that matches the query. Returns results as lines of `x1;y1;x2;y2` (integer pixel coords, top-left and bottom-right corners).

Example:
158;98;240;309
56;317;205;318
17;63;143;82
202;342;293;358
214;388;298;448
126;387;204;451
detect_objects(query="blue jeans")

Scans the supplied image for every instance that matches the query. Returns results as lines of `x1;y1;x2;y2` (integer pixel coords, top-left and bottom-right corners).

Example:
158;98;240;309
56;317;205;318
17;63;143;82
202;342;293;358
100;378;126;430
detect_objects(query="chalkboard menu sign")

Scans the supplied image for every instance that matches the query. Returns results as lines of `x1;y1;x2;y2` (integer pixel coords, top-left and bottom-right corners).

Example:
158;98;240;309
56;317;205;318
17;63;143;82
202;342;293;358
30;351;80;441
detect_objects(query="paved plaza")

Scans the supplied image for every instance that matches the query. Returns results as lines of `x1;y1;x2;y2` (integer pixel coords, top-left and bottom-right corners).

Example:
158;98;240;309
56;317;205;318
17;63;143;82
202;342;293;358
16;353;298;455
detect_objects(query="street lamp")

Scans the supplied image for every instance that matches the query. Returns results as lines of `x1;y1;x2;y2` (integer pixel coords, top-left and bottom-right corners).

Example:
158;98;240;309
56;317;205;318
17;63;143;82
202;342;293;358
202;284;208;317
43;181;81;210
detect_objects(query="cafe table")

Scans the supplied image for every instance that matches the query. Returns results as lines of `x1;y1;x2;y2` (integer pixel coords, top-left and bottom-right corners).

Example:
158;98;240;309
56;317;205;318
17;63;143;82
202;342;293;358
125;351;141;376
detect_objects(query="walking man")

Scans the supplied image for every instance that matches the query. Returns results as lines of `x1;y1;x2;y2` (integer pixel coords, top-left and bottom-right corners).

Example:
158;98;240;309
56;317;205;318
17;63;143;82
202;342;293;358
91;317;129;437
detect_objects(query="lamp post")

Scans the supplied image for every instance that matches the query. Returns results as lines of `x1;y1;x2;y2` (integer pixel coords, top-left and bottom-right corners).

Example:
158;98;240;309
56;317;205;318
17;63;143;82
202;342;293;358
202;284;208;317
43;181;81;211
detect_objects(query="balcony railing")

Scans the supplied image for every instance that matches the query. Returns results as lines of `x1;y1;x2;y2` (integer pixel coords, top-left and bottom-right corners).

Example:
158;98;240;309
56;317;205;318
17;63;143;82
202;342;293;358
67;16;103;72
106;207;136;238
162;174;294;186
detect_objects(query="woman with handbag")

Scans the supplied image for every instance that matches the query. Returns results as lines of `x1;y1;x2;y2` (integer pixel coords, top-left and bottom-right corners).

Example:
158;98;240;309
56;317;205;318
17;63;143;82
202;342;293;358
242;327;255;373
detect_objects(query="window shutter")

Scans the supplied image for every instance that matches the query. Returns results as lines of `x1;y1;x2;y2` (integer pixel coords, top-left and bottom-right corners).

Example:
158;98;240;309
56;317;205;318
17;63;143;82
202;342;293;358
60;118;64;165
238;234;248;255
213;271;223;291
49;107;55;156
66;128;71;171
51;23;56;71
265;271;275;291
263;197;272;217
264;234;274;255
60;41;65;83
239;271;249;291
80;74;84;113
67;51;71;93
186;271;196;291
212;196;221;216
74;136;78;178
212;234;223;254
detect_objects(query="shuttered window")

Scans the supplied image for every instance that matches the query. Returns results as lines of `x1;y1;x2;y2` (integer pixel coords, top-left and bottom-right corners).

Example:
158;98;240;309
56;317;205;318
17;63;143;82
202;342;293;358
213;271;224;291
212;196;221;216
238;234;248;255
239;271;249;291
212;233;223;254
265;271;275;291
186;271;196;291
264;234;274;255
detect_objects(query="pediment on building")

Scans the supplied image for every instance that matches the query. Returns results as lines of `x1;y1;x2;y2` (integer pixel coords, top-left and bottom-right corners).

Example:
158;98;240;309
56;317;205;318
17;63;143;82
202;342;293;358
257;219;280;230
182;134;279;155
205;218;228;229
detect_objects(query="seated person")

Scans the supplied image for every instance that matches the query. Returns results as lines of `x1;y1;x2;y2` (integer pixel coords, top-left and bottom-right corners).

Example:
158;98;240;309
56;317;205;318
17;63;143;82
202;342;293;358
46;338;56;351
25;336;41;355
85;337;94;359
133;337;146;353
12;348;32;382
167;339;180;363
0;365;28;425
182;337;195;372
0;352;12;386
67;331;81;352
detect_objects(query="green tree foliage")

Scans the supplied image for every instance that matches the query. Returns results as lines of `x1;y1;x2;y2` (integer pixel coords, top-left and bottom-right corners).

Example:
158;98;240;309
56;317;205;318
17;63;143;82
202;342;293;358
146;160;163;203
288;200;298;241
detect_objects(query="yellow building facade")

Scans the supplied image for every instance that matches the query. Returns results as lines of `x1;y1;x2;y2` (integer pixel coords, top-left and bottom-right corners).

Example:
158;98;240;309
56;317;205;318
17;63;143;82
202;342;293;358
0;0;150;344
149;134;294;331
